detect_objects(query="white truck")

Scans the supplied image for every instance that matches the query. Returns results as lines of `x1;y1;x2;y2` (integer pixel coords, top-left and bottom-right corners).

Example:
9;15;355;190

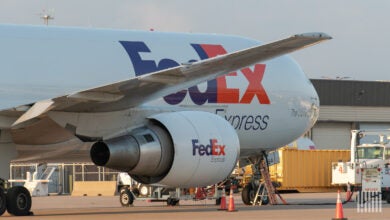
332;130;390;203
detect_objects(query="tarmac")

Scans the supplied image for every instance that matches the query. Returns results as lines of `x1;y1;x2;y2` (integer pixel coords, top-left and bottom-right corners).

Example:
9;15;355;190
2;192;390;219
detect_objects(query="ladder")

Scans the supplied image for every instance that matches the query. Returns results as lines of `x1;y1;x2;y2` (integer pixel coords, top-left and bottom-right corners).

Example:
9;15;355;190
259;159;277;205
253;159;287;205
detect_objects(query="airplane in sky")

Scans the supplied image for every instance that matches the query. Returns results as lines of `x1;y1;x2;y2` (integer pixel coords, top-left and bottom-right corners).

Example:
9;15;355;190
0;24;330;216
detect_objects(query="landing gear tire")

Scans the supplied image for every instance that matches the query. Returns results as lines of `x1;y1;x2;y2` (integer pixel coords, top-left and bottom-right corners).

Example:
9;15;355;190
167;197;179;206
0;189;6;216
241;184;269;205
6;186;32;216
120;189;134;207
215;197;221;205
387;193;390;204
242;184;254;205
119;186;129;194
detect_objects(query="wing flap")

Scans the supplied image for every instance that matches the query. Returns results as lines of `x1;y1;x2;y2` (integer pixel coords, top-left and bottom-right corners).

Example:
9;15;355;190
67;91;125;102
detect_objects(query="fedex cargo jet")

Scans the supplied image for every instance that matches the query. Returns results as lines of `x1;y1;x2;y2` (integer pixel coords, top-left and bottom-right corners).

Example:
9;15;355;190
0;24;330;216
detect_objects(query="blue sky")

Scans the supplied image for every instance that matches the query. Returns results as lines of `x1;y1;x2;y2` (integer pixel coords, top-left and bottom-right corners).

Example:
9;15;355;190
0;0;389;81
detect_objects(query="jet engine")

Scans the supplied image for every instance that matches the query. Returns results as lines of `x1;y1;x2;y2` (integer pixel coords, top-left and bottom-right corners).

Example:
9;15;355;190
90;111;240;187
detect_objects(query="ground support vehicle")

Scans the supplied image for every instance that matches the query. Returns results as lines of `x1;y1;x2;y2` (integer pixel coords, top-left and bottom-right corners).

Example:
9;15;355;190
116;173;223;206
332;130;390;203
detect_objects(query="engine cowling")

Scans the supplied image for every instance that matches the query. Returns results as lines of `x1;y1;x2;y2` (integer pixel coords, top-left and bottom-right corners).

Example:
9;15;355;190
90;111;240;187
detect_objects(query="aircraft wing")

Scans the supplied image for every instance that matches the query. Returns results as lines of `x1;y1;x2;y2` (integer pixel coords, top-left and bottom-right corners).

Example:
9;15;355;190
10;32;331;126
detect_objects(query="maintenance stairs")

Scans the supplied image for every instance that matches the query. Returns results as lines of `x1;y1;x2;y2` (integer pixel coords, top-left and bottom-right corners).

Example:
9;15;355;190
253;159;287;205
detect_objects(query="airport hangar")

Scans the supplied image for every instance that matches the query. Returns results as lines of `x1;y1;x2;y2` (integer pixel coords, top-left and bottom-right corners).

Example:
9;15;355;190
309;79;390;149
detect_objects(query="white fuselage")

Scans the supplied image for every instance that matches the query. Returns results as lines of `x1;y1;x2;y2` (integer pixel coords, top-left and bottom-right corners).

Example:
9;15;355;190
0;25;319;158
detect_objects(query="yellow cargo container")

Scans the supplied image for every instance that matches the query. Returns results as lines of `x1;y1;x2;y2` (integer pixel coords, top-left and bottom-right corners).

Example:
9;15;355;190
268;147;350;192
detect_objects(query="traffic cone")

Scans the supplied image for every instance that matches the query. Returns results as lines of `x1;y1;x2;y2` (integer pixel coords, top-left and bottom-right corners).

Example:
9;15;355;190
227;187;237;212
218;188;227;211
332;190;347;220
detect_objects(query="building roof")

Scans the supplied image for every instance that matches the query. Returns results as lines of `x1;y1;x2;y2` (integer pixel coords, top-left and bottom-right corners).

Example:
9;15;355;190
311;79;390;107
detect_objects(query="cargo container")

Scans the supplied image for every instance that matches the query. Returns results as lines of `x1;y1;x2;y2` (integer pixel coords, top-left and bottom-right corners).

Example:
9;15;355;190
268;147;350;192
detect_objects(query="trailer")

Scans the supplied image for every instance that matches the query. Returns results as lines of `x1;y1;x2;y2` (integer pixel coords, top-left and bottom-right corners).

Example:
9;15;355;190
331;130;390;203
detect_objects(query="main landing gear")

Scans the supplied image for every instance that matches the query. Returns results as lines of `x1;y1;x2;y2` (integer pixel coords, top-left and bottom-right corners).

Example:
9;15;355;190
241;152;275;206
0;179;32;216
242;182;269;205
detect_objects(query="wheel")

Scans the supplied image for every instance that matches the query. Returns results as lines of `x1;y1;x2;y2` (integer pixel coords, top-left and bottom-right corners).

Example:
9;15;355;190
6;186;32;216
0;188;6;216
167;197;172;206
387;193;390;204
119;186;129;194
167;197;179;206
242;184;254;205
225;187;230;196
241;184;269;205
119;189;134;207
215;197;221;205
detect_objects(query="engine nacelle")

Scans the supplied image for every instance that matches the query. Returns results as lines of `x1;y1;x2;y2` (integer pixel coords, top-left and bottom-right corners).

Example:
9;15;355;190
150;111;240;187
90;111;240;187
90;123;174;184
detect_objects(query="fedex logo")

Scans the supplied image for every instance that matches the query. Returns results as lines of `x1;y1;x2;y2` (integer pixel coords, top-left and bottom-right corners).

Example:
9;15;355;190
192;139;225;156
120;41;270;105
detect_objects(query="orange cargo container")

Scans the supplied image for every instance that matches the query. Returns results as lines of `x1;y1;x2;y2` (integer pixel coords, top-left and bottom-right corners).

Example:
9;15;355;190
269;147;350;192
